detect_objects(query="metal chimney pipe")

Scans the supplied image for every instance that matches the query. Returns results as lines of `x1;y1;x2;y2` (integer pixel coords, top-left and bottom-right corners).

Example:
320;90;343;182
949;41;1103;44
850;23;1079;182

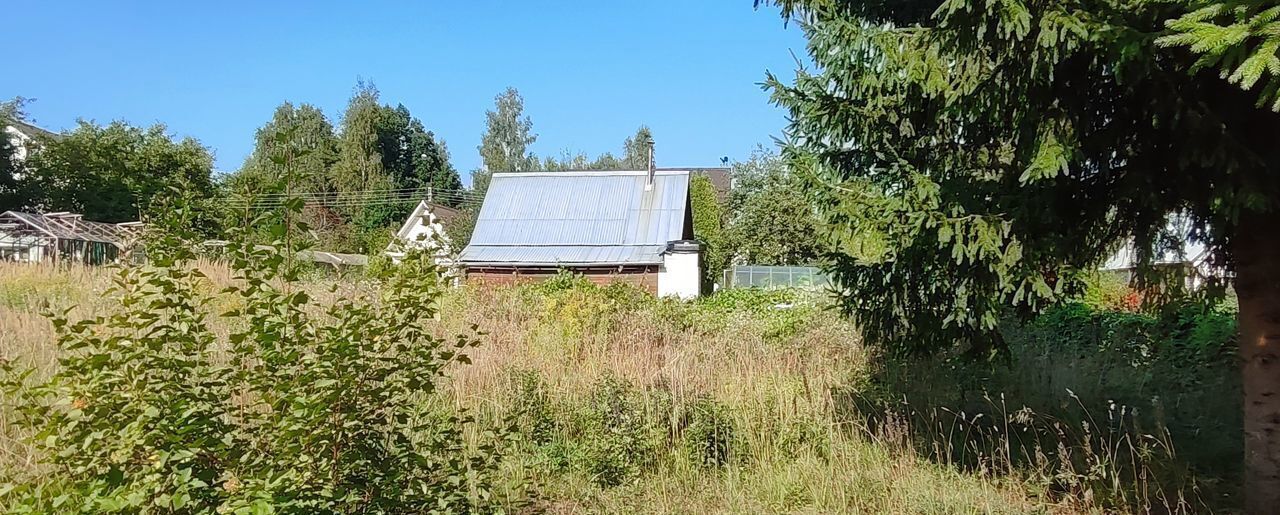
645;139;655;191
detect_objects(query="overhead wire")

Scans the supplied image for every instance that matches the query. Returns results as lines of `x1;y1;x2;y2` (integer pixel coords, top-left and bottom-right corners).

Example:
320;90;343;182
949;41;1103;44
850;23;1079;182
232;186;480;200
224;188;482;210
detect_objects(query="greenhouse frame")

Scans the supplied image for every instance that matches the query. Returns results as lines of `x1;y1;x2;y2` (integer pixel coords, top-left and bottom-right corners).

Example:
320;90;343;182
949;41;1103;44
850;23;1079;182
0;211;143;265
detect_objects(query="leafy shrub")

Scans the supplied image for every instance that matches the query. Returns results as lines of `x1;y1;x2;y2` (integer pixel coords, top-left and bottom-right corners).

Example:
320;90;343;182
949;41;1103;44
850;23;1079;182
531;269;592;295
0;195;521;512
1081;271;1143;312
682;397;736;469
510;370;556;446
526;271;651;342
578;377;656;487
671;288;818;342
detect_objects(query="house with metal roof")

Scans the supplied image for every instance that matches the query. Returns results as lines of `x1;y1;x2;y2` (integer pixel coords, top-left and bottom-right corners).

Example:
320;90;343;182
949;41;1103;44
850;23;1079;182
457;169;703;298
0;211;143;264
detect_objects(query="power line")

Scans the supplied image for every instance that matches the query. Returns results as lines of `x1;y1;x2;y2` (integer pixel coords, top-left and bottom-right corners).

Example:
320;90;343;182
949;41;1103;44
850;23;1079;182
224;187;481;200
228;188;481;202
227;193;479;205
224;190;483;210
226;190;481;203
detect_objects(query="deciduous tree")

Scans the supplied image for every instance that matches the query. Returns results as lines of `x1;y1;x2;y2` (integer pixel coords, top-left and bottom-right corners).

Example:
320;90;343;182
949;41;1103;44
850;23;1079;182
622;125;654;170
724;148;824;266
333;81;389;197
0;98;30;212
477;87;537;175
24;121;215;225
231;101;339;196
375;103;461;198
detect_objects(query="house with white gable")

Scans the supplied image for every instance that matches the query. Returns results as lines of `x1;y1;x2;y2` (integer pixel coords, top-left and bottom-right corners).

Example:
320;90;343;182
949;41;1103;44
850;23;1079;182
385;199;462;264
3;119;56;163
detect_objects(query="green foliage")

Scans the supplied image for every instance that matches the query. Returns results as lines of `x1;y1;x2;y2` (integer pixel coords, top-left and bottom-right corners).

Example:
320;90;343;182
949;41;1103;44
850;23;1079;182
764;0;1279;356
473;88;651;177
510;370;556;446
227;84;462;253
689;173;727;290
477;87;538;177
525;271;652;341
231;101;340;197
332;80;389;200
22;120;217;228
1080;271;1143;312
0;97;31;213
861;300;1241;510
442;204;480;254
520;125;654;173
1159;2;1280;110
577;376;658;487
682;397;736;469
670;288;819;343
621;125;654;170
375;103;460;197
724;148;826;266
0;131;520;513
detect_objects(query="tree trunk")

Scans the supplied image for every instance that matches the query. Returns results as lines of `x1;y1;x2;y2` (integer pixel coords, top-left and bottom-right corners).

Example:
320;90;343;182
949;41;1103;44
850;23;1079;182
1236;208;1280;514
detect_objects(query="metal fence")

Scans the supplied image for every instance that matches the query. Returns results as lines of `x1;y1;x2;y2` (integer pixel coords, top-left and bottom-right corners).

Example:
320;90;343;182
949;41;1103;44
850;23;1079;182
724;265;830;289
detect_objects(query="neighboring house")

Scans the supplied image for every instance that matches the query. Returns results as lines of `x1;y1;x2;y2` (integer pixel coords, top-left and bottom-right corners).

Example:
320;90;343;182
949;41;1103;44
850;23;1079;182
4;120;57;163
385;200;461;264
0;211;142;265
458;169;703;299
1101;239;1215;289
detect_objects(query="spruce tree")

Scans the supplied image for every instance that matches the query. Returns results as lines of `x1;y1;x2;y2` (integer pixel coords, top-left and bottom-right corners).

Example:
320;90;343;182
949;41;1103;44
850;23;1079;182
764;1;1280;510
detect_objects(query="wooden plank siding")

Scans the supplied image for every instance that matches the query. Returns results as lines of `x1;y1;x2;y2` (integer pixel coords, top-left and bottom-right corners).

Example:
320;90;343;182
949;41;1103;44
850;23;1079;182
465;266;660;294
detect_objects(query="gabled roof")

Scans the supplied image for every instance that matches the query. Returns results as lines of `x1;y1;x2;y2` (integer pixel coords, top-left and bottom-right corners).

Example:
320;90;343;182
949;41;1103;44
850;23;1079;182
459;170;692;266
4;120;58;141
395;200;460;241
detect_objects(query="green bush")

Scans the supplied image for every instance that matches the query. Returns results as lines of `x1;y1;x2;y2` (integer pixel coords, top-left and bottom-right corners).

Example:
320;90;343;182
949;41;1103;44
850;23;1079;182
670;288;819;343
682;397;736;469
578;377;657;488
510;370;556;446
0;208;521;512
522;271;653;342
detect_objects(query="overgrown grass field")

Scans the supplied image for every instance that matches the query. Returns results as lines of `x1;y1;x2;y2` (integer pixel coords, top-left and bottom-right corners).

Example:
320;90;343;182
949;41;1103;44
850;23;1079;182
0;262;1239;513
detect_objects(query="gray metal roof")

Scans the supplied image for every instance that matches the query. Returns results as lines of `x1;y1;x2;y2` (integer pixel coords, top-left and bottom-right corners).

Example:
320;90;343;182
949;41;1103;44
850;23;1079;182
459;170;692;266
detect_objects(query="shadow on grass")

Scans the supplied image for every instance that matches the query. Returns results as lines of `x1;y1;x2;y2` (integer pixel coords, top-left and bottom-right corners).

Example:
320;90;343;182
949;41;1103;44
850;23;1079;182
832;302;1242;513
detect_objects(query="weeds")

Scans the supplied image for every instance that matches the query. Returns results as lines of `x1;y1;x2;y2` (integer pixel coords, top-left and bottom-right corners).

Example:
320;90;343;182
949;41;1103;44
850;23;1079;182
0;261;1236;513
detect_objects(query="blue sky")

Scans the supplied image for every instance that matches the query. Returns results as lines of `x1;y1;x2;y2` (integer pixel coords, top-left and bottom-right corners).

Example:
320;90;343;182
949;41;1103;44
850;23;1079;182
6;1;807;183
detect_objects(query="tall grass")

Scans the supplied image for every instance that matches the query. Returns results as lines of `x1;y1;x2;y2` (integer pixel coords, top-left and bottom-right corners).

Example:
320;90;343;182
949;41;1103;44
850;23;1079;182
426;280;1051;513
857;301;1239;512
0;263;1229;513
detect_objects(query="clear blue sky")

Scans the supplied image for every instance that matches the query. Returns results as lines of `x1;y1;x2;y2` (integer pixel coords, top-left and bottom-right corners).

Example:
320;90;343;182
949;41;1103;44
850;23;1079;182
6;1;807;183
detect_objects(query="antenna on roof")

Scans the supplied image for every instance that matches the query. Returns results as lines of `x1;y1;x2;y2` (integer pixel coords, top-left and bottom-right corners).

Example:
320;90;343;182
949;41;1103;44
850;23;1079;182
646;139;656;191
